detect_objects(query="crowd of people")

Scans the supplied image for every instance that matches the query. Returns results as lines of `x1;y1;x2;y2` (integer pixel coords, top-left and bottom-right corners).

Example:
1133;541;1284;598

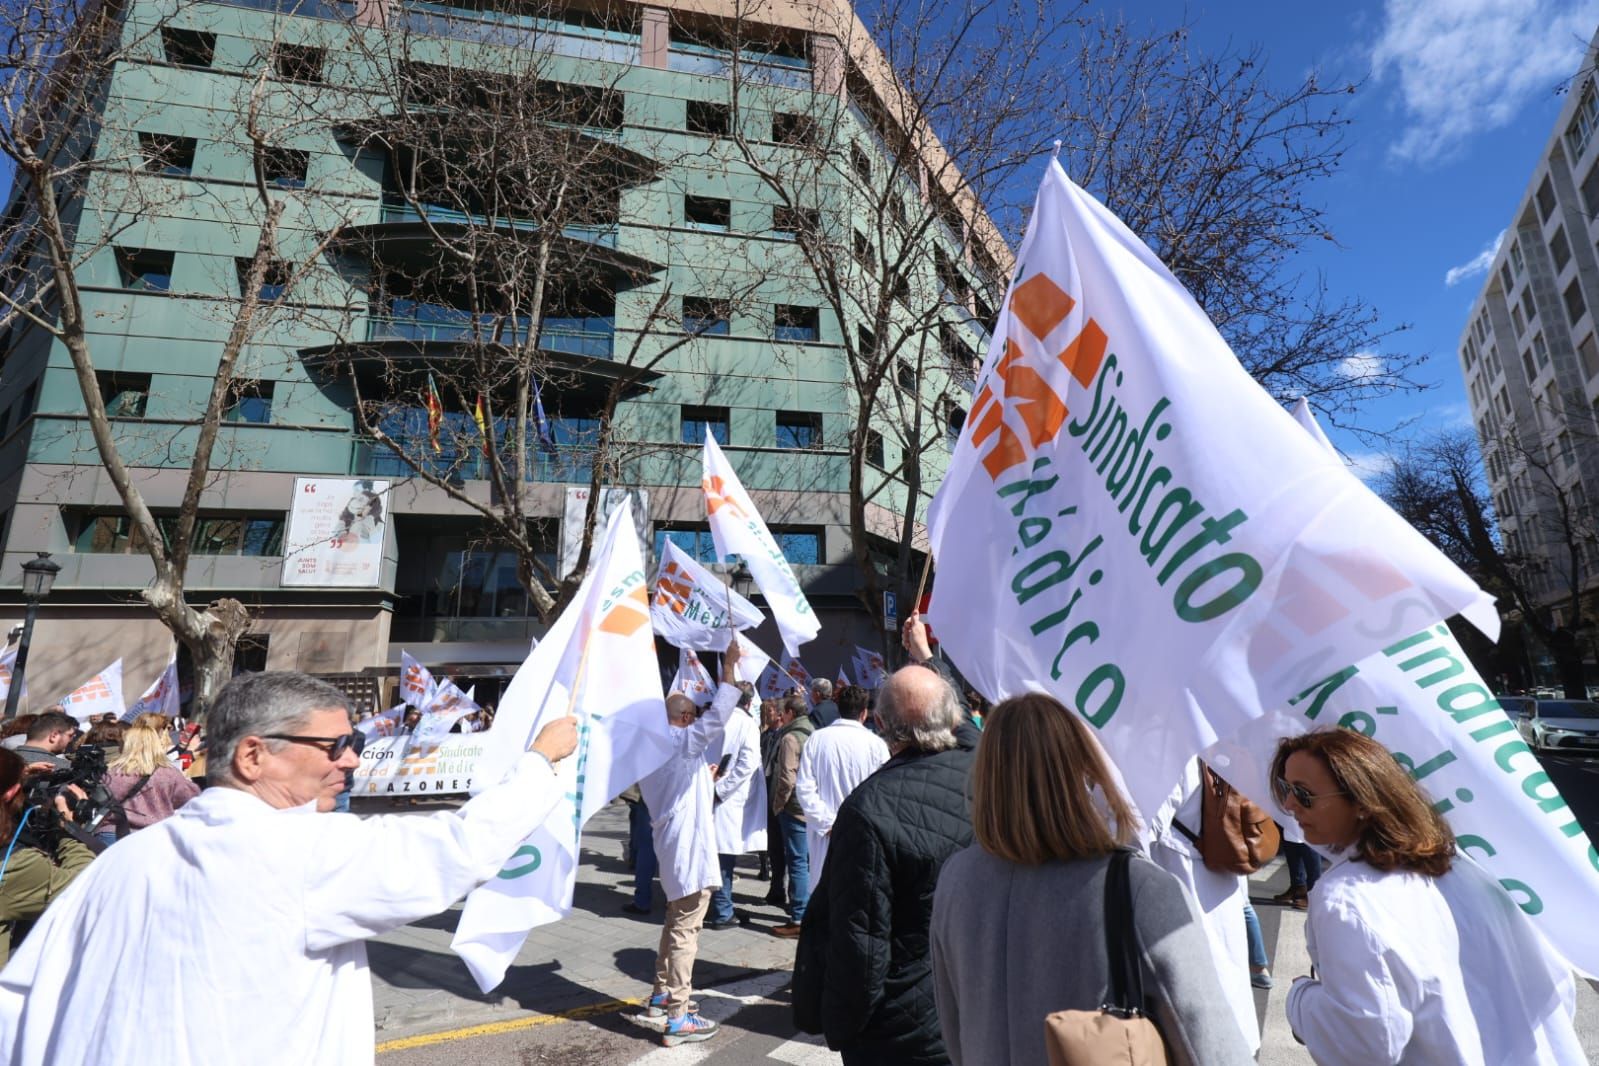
0;616;1587;1064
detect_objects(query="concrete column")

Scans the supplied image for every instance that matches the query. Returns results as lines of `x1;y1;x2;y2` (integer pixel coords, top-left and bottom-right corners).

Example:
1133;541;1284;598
640;7;669;69
811;34;844;97
352;0;388;29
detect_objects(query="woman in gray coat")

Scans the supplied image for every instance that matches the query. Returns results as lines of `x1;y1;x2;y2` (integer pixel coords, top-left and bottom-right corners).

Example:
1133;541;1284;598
930;693;1254;1066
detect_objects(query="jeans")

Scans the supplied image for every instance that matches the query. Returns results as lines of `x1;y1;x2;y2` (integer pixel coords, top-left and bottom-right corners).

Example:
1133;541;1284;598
765;795;787;901
709;853;738;923
778;811;810;924
1283;841;1323;890
630;800;658;910
1243;902;1268;969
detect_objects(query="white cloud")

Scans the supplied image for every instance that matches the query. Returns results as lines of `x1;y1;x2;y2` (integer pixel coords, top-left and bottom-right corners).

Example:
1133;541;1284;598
1371;0;1599;164
1337;351;1386;379
1444;229;1507;286
1346;451;1396;482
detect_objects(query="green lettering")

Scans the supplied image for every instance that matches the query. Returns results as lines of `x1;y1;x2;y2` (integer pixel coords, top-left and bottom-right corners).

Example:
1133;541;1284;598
1288;665;1358;721
1172;552;1262;622
1076;663;1125;728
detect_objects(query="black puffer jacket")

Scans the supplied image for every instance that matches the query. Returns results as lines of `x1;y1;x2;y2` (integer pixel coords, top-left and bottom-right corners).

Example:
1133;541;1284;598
792;743;976;1064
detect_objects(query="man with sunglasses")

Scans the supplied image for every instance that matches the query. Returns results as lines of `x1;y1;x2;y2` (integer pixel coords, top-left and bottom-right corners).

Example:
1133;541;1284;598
0;671;578;1065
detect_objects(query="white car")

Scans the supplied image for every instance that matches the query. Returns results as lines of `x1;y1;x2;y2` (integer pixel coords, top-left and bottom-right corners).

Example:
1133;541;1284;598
1515;700;1599;755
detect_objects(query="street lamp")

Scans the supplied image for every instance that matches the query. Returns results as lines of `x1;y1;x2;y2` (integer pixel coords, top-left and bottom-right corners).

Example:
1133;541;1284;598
4;552;60;719
730;559;754;600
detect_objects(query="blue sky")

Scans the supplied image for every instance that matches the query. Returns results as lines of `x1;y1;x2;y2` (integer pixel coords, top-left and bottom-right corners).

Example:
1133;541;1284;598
1135;0;1599;476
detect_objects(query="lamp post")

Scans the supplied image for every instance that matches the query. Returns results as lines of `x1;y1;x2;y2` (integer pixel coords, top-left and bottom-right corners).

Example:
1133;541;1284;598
730;560;754;600
4;552;60;719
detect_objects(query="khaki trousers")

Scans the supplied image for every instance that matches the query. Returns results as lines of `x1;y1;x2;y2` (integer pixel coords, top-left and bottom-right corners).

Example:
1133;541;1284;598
652;887;712;1018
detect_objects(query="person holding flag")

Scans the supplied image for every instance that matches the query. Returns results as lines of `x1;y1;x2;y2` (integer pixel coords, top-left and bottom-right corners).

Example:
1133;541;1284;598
705;682;767;931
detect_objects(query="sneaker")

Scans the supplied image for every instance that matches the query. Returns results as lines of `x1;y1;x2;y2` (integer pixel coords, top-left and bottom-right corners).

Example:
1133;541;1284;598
1251;970;1274;990
705;914;747;930
645;992;699;1018
661;1012;719;1046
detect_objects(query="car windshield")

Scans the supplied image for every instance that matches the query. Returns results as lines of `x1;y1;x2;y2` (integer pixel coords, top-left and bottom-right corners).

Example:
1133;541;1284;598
1499;697;1536;717
1535;700;1599;721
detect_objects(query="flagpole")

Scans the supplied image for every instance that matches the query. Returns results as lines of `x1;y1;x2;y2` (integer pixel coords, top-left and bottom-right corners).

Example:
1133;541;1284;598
913;552;934;613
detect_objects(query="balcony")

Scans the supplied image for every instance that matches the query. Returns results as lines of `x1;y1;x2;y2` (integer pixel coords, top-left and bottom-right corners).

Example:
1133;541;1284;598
351;436;599;483
364;312;615;359
397;1;639;62
667;42;811;90
377;201;619;249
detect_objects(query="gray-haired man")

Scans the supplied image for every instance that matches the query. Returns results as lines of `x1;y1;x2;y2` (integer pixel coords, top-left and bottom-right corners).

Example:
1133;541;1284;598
0;671;578;1065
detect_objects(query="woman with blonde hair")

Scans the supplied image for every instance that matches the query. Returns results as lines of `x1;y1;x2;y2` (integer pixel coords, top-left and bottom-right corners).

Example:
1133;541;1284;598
930;693;1251;1065
102;721;199;840
1273;729;1584;1064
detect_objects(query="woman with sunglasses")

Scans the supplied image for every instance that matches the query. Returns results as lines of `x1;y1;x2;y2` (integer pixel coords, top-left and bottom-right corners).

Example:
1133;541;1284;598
1272;729;1583;1064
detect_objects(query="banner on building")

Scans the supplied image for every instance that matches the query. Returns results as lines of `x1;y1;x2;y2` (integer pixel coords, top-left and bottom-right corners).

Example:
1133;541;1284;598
281;478;390;588
558;486;649;579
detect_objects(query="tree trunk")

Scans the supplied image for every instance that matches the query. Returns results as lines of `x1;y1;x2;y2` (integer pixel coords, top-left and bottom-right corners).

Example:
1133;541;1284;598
170;597;251;720
1547;630;1589;699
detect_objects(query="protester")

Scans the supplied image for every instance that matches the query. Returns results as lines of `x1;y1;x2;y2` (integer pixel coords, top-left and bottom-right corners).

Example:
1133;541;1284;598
758;696;784;897
81;720;125;762
791;633;974;1065
767;692;814;937
1274;729;1585;1064
11;712;76;771
638;643;742;1047
1274;818;1321;909
807;678;838;728
795;684;888;877
0;671;579;1065
0;749;94;968
706;682;765;930
100;718;200;842
0;716;35;751
620;782;657;915
930;693;1252;1066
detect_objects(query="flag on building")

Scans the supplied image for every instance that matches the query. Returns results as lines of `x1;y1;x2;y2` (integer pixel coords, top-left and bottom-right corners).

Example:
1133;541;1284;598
59;660;125;723
702;430;819;655
474;394;492;460
400;651;436;708
425;373;444;454
651;539;764;651
670;648;717;708
122;655;180;723
533;378;557;456
453;499;674;992
852;645;888;689
925;157;1495;837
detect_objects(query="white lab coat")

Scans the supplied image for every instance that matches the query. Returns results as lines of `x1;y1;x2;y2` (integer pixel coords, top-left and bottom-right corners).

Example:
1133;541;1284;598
1287;854;1585;1065
1146;761;1258;1056
0;753;561;1066
707;703;766;854
639;682;738;902
794;718;889;876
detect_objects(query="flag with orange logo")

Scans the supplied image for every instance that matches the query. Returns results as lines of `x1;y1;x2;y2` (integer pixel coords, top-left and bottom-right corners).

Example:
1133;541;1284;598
454;499;673;991
651;539;764;651
670;648;717;708
852;646;887;689
425;373;444;454
58;660;125;723
925;158;1497;828
702;430;819;655
399;650;436;708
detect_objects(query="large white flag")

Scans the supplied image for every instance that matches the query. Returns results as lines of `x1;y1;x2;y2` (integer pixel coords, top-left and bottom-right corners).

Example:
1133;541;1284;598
59;660;125;723
356;704;405;740
399;651;436;708
123;656;180;723
853;646;888;689
702;431;819;655
670;648;717;708
414;681;479;747
926;158;1495;833
651;539;764;651
453;500;674;991
731;633;771;688
0;644;23;707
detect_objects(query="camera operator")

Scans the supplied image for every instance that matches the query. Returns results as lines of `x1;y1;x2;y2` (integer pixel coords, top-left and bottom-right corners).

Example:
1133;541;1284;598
11;713;77;771
0;748;93;967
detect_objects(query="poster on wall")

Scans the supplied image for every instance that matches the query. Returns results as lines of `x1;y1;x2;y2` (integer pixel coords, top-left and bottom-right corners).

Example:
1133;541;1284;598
281;477;390;588
558;486;649;578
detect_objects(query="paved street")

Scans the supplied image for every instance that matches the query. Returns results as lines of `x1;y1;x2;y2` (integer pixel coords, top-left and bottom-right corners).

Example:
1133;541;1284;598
367;787;1599;1064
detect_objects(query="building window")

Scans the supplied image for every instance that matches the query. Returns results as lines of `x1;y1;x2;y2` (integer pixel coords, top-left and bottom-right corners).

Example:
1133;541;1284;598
1533;332;1549;368
224;380;274;424
538;80;624;129
943;398;966;444
865;428;885;469
897;360;918;391
273;44;325;83
1522;288;1537;323
857;324;877;356
1567;79;1598;160
773;205;818;240
850;143;872;181
1565;279;1587;325
681;405;728;445
240;518;285;555
256;146;309;189
852;229;874;269
1551;227;1572;272
1510;305;1525;337
1558;430;1575;468
686;100;730;136
1578;333;1599;379
654;527;718;564
70;511;286;555
682;296;730;336
162;28;215;67
774;304;819;342
684;194;731;231
887;194;907;229
771;111;817;146
1498;263;1513;294
1536;175;1557;223
115;247;174;292
137;132;196;177
1521;347;1537;382
775;411;821;449
771;529;820;565
236;258;290;302
1510;240;1525;276
97;371;150;418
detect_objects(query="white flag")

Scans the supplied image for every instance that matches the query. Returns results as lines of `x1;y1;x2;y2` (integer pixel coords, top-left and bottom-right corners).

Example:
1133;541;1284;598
399;651;436;708
0;644;23;706
59;660;125;723
731;633;771;688
356;705;405;740
836;665;851;689
414;680;480;747
757;662;797;702
780;653;812;694
670;648;717;708
651;540;764;651
702;431;820;655
926;158;1495;827
123;656;180;723
853;646;888;689
453;500;674;991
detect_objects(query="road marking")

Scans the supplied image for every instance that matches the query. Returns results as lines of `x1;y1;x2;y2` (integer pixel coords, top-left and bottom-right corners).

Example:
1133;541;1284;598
1258;904;1312;1063
768;1033;839;1064
376;996;645;1053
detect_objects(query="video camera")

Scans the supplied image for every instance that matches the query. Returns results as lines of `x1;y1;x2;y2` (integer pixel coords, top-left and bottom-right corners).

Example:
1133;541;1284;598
19;743;111;853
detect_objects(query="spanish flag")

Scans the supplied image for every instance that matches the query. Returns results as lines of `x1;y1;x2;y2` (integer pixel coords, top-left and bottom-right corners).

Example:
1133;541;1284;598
474;393;491;459
425;374;443;454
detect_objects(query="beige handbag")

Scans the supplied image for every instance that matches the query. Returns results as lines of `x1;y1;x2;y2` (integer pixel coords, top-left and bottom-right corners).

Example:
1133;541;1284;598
1044;850;1169;1066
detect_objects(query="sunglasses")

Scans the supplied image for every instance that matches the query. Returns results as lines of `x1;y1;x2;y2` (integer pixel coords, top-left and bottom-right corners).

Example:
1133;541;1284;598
1274;777;1348;809
264;732;366;759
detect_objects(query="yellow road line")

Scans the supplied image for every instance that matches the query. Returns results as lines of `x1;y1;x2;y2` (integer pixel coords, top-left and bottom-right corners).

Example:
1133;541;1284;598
375;995;644;1054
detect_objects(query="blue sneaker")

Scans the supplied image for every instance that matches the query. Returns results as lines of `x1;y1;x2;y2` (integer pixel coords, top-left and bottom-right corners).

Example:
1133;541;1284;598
645;992;698;1019
662;1012;719;1047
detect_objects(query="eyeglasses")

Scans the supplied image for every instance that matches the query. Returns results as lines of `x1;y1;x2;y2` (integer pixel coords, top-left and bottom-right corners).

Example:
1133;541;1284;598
264;732;365;759
1274;777;1348;809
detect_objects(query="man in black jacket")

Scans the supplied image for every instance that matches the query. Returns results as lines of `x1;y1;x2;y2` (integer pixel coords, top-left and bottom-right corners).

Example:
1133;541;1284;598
792;615;974;1065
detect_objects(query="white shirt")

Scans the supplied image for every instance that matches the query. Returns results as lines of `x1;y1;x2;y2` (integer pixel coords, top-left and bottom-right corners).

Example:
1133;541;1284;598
794;718;888;876
1287;855;1584;1065
0;753;561;1065
639;682;738;901
707;704;767;855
